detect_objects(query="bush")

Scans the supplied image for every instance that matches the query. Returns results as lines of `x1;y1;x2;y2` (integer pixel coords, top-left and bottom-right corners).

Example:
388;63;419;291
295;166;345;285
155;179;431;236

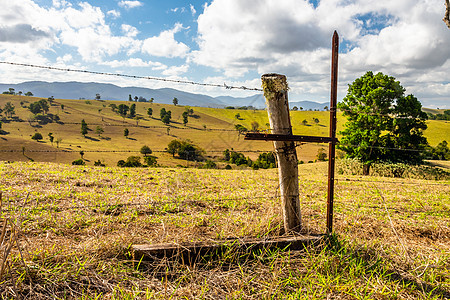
253;152;276;169
201;160;217;169
143;155;157;167
336;158;450;180
225;164;232;170
72;159;85;166
167;139;204;161
117;156;142;168
94;160;105;167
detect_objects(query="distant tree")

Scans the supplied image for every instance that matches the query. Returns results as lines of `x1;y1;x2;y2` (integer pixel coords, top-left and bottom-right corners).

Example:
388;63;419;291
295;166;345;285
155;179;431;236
182;111;188;126
31;132;43;141
25;91;33;97
292;106;298;111
28;102;43;115
8;88;15;95
134;96;138;102
167;139;204;161
160;108;167;119
143;155;157;166
81;119;89;137
95;93;101;100
140;145;152;156
118;104;129;120
128;103;136;118
147;107;153;118
299;107;303;111
79;150;85;159
149;98;154;104
4;102;15;118
162;114;171;125
38;99;49;115
124;128;129;138
109;103;117;112
316;148;327;161
235;113;241;120
18;91;22;96
313;118;320;125
302;119;308;126
129;94;133;102
61;104;65;111
324;106;329;111
56;137;62;148
117;156;142;167
138;96;147;102
48;132;54;145
95;126;104;137
173;97;178;106
234;124;248;134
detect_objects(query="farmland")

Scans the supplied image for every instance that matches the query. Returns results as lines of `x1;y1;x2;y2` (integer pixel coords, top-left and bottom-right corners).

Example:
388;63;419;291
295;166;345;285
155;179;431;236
1;93;450;298
0;161;449;298
0;94;449;167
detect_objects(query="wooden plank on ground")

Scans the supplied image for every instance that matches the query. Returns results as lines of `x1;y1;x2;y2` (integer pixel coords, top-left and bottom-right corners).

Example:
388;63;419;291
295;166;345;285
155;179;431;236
132;235;324;263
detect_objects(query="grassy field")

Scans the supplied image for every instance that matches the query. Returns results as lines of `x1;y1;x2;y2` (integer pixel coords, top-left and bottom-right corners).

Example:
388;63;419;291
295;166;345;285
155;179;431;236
1;94;449;167
0;161;449;298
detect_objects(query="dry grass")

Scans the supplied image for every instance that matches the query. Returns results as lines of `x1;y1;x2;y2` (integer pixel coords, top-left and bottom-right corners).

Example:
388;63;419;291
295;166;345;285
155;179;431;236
0;161;449;299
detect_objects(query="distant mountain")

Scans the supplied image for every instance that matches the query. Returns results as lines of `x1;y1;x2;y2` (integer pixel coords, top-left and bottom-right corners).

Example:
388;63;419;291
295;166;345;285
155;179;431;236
0;81;328;110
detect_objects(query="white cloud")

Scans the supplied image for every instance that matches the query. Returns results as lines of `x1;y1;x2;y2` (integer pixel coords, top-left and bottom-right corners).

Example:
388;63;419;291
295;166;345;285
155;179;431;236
142;23;190;58
100;58;167;70
190;4;196;16
107;9;121;18
118;1;143;9
191;0;450;106
121;24;139;37
162;64;189;76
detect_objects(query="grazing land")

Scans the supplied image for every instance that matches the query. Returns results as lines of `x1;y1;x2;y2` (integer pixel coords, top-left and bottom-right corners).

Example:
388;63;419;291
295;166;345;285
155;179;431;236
0;94;448;167
0;161;449;298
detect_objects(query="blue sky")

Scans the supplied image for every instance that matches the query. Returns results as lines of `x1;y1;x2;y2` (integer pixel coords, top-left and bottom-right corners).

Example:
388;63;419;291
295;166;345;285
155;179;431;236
0;0;449;108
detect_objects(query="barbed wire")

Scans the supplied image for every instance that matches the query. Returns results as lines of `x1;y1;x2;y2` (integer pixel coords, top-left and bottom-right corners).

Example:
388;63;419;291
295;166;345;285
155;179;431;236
0;61;263;92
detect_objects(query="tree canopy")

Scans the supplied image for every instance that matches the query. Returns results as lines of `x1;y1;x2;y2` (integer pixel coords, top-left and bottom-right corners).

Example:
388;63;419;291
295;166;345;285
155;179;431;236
338;71;428;174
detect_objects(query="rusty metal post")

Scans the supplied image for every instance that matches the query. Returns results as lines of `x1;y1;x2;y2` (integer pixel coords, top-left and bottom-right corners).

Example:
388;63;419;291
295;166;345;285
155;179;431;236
327;31;339;234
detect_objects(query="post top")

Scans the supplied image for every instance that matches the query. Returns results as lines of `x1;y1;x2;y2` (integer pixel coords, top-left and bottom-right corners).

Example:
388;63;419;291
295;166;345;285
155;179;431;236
261;73;286;81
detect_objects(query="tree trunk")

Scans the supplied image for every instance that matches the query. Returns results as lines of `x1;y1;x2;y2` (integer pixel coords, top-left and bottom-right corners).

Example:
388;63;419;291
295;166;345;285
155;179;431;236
363;164;371;176
262;74;301;233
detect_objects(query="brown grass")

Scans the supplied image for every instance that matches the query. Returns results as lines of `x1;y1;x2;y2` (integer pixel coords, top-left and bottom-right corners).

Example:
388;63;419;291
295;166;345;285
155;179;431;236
0;161;449;298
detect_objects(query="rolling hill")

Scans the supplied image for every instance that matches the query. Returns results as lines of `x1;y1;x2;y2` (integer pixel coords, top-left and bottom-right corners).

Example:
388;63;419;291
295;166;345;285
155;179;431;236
0;94;448;167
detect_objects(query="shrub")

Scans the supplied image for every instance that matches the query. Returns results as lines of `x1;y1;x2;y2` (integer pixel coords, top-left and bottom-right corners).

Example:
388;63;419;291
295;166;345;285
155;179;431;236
201;160;217;169
143;155;157;167
31;132;43;141
225;164;232;170
253;152;276;169
94;160;105;167
72;159;85;165
117;156;142;168
167;139;204;161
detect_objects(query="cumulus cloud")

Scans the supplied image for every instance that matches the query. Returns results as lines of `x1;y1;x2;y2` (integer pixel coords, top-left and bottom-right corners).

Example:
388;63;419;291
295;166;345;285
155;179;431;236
118;1;143;9
107;9;121;18
142;23;190;58
0;24;51;43
121;24;139;37
191;0;450;106
162;64;189;76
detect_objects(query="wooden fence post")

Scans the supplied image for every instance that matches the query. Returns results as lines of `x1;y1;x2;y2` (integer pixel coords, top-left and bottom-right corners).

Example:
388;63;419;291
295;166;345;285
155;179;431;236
261;74;301;233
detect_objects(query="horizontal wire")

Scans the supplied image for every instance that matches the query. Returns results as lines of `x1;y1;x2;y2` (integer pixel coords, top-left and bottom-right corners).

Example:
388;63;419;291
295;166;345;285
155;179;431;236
0;61;263;92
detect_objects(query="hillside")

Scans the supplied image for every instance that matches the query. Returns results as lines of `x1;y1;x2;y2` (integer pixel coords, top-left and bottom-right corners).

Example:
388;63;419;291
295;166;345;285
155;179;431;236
0;94;448;167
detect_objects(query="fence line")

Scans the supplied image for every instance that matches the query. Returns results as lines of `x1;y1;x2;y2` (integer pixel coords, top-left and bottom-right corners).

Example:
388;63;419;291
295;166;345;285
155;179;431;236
0;61;263;92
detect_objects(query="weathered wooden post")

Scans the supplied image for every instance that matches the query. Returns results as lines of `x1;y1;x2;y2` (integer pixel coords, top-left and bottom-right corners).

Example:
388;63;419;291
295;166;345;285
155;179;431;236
261;74;301;233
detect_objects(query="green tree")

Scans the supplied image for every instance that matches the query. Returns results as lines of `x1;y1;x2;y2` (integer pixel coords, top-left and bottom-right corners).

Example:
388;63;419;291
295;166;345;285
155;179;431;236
95;93;101;100
182;111;188;126
48;132;54;145
25;91;33;96
129;103;136;118
95;126;104;137
4;102;15;118
302;119;308;126
149;98;154;104
173;97;178;106
338;71;428;175
140;145;152;156
31;132;43;141
167;140;181;157
81;119;89;137
160;108;167;119
124;128;129;138
118;104;129;119
147;107;153;118
251;121;260;131
129;94;133;102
